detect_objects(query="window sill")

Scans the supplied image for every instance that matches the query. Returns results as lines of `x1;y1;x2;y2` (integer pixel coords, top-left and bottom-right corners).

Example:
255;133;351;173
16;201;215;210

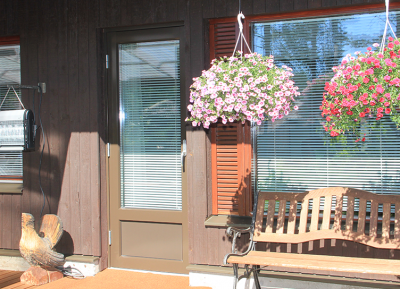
204;215;252;228
0;181;23;194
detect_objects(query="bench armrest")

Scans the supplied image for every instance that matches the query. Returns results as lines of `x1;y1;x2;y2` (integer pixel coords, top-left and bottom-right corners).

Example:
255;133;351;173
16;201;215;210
223;226;254;265
226;226;252;237
224;191;259;265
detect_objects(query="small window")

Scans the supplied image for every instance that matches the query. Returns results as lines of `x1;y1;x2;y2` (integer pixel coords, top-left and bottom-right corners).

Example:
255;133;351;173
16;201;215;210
0;38;22;193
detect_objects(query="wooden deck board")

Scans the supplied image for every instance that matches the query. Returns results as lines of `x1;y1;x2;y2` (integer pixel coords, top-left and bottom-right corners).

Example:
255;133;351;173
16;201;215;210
0;270;33;289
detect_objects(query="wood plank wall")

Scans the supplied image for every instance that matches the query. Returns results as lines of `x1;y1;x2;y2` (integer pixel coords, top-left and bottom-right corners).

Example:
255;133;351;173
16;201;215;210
0;0;387;270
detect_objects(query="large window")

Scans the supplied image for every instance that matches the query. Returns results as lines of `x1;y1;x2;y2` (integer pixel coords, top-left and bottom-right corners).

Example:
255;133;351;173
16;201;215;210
0;39;22;193
252;10;400;194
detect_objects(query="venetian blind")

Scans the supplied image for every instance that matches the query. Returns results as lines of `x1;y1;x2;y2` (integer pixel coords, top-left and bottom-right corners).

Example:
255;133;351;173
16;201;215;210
252;11;400;194
0;44;22;179
119;40;182;210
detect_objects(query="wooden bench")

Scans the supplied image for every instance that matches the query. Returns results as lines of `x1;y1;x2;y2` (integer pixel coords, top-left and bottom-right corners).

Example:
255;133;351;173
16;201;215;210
224;187;400;289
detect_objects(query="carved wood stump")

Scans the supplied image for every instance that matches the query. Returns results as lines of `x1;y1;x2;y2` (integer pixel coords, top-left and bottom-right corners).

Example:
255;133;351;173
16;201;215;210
20;266;63;286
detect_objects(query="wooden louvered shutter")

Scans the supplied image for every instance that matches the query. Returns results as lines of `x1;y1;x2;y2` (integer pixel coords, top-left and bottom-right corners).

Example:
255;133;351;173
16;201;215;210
211;122;252;216
209;18;252;216
209;18;237;60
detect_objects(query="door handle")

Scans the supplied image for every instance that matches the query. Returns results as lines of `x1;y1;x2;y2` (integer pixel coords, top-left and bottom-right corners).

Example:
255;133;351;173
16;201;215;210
181;140;187;168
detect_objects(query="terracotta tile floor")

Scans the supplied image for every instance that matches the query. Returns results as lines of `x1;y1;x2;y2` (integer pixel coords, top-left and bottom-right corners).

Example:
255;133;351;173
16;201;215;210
1;269;211;289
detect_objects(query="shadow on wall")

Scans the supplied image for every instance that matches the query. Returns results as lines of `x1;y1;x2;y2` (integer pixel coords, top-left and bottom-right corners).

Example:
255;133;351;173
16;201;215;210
54;230;74;256
0;128;103;256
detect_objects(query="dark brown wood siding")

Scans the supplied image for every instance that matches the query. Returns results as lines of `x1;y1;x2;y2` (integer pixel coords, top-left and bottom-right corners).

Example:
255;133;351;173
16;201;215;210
0;0;390;272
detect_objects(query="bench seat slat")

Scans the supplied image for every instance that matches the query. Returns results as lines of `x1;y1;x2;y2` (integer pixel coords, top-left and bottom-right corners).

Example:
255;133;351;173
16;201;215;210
227;251;400;275
252;229;400;248
228;251;400;265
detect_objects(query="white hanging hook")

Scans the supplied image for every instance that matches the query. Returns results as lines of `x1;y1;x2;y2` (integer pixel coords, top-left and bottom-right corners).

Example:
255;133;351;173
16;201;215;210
237;12;244;33
386;0;389;17
232;12;252;57
380;0;397;54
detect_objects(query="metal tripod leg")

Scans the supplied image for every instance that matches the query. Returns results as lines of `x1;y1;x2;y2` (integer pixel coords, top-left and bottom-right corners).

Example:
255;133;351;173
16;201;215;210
253;265;261;289
233;263;239;289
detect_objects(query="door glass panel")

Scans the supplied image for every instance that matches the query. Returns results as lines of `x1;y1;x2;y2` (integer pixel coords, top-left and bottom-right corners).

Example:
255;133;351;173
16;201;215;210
119;40;181;210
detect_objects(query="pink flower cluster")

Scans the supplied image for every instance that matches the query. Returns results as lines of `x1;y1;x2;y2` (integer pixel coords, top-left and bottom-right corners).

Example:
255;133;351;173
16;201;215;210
186;52;300;128
321;37;400;140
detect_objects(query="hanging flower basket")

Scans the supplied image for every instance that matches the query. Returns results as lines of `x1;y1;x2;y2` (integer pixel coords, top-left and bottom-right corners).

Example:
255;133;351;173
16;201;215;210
321;37;400;140
186;52;300;129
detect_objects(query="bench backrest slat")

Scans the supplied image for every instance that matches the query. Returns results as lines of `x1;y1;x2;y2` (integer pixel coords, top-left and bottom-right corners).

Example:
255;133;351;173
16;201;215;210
298;199;308;234
321;195;331;230
310;197;320;232
345;196;355;232
369;200;379;238
333;195;343;231
276;200;286;234
265;200;275;233
383;203;391;239
253;187;400;249
287;200;297;235
357;198;367;234
395;203;400;239
254;195;265;235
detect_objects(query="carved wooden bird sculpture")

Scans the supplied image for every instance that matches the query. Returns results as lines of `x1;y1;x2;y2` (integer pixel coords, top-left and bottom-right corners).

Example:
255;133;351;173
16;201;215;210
19;213;65;268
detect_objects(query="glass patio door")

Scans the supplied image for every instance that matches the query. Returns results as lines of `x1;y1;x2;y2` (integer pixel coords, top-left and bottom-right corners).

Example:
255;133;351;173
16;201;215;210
107;26;188;273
